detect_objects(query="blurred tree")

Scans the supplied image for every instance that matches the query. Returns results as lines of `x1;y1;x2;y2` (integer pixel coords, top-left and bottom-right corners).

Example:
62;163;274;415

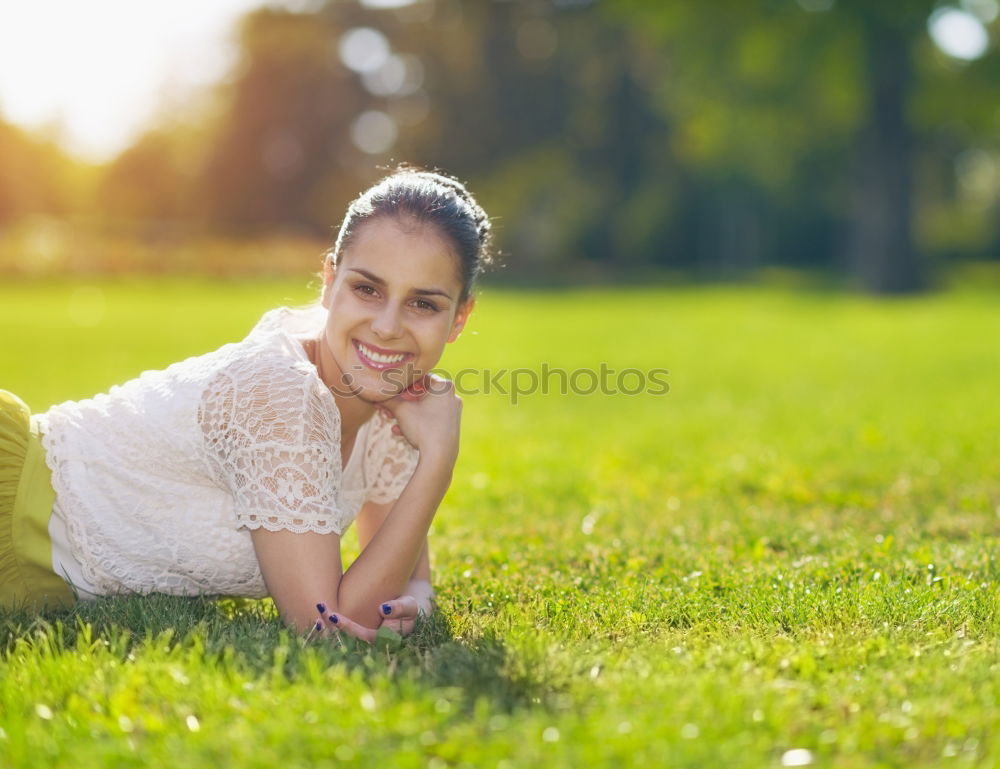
83;0;1000;287
385;0;682;274
197;8;367;233
612;0;1000;292
98;128;201;225
385;0;592;271
0;119;86;223
842;1;926;293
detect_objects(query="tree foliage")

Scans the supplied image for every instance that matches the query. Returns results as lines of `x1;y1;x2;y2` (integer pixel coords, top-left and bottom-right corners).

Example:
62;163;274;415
3;0;998;291
0;120;88;223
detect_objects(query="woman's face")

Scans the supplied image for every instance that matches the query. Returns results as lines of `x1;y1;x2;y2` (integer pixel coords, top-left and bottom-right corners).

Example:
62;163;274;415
319;216;473;403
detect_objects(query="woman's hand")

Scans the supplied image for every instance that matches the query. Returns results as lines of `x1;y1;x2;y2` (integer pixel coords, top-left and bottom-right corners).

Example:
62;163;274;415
379;374;462;466
376;594;428;637
323;580;434;643
378;579;434;636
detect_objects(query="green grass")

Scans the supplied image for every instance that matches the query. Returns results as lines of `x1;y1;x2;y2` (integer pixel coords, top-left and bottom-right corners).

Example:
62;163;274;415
1;278;998;768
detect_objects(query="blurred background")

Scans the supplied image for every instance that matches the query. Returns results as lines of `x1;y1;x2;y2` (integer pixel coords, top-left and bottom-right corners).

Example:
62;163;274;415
1;0;998;292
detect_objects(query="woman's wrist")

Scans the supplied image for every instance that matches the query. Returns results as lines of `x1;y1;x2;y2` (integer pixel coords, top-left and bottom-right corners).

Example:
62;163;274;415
415;448;457;481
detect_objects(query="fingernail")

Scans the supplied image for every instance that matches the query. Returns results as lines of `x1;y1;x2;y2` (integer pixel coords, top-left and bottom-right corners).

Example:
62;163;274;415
314;620;323;632
328;614;339;625
382;603;392;615
316;603;326;614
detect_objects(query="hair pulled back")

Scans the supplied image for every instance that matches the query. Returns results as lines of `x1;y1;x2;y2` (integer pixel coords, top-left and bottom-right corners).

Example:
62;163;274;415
329;166;493;303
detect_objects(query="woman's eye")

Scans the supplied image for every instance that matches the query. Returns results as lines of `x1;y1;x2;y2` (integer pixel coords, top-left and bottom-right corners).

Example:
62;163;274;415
353;283;378;297
412;299;440;313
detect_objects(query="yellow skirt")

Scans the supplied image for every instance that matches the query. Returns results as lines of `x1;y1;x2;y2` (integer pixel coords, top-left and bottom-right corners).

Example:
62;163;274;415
0;390;75;611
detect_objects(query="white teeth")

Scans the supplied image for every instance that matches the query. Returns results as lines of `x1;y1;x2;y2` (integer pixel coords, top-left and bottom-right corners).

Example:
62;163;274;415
357;342;406;365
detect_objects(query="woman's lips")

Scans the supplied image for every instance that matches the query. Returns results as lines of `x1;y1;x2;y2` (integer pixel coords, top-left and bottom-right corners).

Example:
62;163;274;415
353;339;413;370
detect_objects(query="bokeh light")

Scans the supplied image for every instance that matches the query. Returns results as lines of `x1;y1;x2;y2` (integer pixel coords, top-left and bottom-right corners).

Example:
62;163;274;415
338;27;391;74
362;54;424;97
928;7;990;60
350;110;398;154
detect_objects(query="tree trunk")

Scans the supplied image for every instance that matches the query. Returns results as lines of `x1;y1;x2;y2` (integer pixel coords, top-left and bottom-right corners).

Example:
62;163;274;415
848;16;925;294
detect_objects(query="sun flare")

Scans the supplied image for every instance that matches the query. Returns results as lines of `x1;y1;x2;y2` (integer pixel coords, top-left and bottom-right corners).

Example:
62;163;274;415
0;0;275;161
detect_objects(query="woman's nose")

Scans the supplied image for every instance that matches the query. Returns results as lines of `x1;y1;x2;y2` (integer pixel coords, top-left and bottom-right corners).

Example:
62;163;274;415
371;303;403;339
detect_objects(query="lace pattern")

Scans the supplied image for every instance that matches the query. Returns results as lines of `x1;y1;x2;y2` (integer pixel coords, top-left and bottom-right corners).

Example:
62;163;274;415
364;409;420;504
199;364;348;534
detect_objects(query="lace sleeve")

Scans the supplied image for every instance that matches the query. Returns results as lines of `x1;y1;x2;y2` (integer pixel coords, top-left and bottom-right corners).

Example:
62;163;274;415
364;411;420;505
199;361;348;534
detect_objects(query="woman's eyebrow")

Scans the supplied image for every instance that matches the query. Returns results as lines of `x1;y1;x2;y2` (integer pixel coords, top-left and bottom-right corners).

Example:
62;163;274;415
412;287;455;301
348;268;454;302
348;267;386;285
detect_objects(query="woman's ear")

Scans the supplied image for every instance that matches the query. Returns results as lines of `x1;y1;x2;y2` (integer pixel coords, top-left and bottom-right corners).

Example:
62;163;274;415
321;257;336;309
447;297;475;343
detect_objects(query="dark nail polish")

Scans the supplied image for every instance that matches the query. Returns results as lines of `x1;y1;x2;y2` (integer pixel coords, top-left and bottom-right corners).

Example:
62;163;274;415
328;614;339;625
382;603;392;616
316;603;326;614
314;621;322;632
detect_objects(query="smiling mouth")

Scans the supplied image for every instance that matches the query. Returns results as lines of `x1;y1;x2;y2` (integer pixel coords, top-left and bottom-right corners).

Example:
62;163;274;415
353;340;413;370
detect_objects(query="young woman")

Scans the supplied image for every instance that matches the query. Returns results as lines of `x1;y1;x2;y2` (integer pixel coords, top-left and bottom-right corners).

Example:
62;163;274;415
0;167;492;642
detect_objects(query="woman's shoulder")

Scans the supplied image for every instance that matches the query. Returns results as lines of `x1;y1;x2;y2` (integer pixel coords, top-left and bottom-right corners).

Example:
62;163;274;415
40;306;324;425
199;351;338;451
249;305;325;343
209;305;319;375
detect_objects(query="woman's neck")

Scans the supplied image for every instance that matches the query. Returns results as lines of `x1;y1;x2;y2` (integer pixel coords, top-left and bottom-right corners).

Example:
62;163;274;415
305;336;376;438
332;388;376;439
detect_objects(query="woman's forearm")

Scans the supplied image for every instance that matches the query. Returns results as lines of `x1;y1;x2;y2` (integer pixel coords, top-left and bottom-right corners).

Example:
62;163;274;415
356;503;433;587
336;454;451;626
410;539;431;584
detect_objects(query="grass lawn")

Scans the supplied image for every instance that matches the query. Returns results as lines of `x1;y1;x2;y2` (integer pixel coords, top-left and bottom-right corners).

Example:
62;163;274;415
1;277;998;768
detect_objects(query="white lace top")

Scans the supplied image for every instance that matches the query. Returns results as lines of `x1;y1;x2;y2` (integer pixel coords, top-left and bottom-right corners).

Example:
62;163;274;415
35;306;420;598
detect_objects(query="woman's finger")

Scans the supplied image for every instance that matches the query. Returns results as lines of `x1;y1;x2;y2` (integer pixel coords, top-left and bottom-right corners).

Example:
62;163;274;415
326;612;377;644
425;374;455;396
395;618;416;637
399;379;426;402
379;595;421;621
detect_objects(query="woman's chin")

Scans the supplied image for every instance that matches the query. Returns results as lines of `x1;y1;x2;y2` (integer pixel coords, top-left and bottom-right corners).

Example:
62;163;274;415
353;378;406;403
359;389;400;404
